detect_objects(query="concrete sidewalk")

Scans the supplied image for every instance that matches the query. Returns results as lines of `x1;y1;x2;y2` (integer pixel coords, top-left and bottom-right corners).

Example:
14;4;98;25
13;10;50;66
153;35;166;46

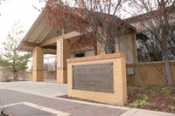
0;81;67;97
0;81;174;116
121;109;175;116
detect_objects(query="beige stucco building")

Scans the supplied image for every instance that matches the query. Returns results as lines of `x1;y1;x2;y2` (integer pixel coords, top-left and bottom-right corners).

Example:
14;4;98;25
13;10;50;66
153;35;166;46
18;10;137;84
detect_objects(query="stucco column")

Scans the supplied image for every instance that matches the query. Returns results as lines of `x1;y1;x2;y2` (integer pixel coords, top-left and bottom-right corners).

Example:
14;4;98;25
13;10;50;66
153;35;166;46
96;41;106;55
32;47;44;81
57;38;70;84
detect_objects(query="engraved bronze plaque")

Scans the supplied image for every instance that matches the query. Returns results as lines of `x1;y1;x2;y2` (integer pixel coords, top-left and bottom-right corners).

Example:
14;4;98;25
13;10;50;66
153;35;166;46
72;63;114;93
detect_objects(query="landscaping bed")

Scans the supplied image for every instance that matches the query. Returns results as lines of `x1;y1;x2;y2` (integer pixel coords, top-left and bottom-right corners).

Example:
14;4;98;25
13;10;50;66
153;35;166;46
59;86;175;113
128;86;175;113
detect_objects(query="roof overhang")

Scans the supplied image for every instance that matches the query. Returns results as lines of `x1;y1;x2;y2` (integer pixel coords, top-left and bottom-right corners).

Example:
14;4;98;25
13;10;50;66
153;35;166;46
18;10;59;54
18;8;136;54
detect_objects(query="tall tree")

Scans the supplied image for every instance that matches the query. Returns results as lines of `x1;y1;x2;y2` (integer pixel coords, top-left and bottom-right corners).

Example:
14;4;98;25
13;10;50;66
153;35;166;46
44;0;128;53
0;25;31;81
127;0;175;85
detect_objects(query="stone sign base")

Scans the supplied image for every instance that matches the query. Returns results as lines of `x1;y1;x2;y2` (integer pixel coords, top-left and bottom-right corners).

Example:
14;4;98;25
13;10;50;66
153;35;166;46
67;53;127;105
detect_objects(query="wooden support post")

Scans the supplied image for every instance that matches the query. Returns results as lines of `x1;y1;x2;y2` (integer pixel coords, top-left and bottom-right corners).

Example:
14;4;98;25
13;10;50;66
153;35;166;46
32;47;44;81
56;38;70;84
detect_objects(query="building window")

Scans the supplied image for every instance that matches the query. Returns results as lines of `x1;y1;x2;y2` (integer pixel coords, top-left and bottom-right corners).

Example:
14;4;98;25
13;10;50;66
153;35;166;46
74;52;85;58
72;49;95;58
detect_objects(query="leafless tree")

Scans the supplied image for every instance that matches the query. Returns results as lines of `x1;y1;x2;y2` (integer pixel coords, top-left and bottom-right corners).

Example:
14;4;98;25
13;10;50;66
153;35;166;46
127;0;175;85
44;0;130;53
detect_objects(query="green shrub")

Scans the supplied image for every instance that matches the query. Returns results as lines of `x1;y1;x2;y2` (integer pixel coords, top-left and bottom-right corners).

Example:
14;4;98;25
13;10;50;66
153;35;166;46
129;95;149;108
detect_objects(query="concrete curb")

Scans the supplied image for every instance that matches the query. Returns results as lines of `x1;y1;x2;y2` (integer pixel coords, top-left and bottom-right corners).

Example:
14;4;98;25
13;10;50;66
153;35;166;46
121;109;175;116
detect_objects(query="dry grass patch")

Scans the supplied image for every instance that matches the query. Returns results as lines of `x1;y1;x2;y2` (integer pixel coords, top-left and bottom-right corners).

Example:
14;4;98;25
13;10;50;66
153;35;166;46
128;86;175;113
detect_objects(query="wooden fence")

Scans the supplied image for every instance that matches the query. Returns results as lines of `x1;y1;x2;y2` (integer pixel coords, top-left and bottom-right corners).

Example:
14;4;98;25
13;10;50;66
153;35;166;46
127;61;175;86
0;70;31;82
1;61;175;86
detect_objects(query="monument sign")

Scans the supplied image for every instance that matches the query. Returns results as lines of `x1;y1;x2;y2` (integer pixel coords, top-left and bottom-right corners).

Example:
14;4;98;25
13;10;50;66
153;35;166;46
67;53;127;105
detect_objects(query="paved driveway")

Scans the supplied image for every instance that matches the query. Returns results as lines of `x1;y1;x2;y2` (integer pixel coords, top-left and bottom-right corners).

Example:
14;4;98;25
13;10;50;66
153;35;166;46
0;81;174;116
0;89;127;116
0;81;67;97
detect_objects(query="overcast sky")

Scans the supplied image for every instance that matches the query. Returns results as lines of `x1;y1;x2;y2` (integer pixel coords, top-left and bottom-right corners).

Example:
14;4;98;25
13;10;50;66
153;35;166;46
0;0;45;47
0;0;135;48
